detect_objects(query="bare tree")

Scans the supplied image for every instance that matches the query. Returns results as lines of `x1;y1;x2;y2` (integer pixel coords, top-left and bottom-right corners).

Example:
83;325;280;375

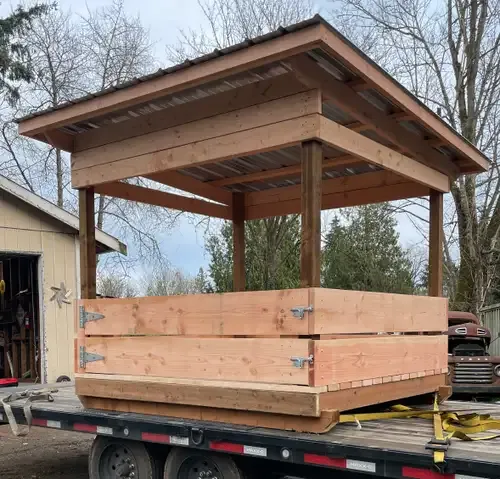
97;273;137;298
329;0;500;313
26;9;86;207
167;0;314;62
143;265;206;296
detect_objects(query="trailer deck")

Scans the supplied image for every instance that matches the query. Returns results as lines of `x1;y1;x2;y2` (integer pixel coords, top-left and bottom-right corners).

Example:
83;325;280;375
1;383;499;478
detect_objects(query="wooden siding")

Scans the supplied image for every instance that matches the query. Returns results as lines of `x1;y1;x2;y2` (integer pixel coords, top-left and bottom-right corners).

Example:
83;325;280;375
0;190;78;382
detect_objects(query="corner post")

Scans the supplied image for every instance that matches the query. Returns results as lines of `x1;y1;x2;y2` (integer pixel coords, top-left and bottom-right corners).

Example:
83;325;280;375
79;187;96;299
429;190;443;297
300;140;323;287
233;192;245;292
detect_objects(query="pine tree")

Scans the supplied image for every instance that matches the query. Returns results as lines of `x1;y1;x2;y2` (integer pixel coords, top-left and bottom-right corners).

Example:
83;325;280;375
0;4;51;104
322;204;415;294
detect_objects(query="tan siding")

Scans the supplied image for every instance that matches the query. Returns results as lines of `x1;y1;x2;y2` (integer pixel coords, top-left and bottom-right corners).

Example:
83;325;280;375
0;190;78;383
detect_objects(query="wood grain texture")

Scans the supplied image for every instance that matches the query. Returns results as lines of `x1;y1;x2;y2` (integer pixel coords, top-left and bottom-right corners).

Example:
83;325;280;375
319;116;450;193
93;182;232;219
232;192;245;292
312;335;448;386
429;190;444;297
19;25;322;136
78;188;96;299
74;74;307;152
72;90;321;171
300;140;322;287
71;114;321;188
310;288;448;334
79;395;339;433
80;289;311;337
82;336;312;385
319;374;446;411
75;373;324;416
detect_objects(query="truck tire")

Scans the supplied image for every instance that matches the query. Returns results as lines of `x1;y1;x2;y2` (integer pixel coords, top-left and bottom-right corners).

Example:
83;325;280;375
164;447;243;478
89;435;165;479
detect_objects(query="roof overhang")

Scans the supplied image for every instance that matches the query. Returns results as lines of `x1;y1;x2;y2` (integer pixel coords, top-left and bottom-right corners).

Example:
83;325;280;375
16;15;488;175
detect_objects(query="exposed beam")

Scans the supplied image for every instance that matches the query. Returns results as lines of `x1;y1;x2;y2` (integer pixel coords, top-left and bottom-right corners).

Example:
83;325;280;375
71;90;321;175
344;78;371;92
144;170;232;205
43;130;74;152
342;111;414;134
93;182;232;219
72;114;321;188
300;140;322;287
291;54;458;178
74;74;307;152
18;24;323;137
245;172;429;220
319;116;450;193
318;23;489;172
209;155;358;187
233;193;245;292
429;190;444;297
79;188;96;299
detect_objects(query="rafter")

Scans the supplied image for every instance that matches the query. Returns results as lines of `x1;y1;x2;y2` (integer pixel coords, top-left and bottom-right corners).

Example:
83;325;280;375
290;54;459;178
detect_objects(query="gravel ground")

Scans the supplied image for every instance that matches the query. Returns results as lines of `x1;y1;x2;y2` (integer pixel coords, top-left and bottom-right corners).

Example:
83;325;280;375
0;425;92;478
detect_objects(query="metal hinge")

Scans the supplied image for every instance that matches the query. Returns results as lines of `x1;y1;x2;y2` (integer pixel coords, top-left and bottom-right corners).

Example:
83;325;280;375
79;346;105;368
79;305;105;328
290;355;314;368
290;305;313;319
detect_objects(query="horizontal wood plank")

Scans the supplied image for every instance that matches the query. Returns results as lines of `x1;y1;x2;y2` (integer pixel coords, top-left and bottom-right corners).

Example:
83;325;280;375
80;289;310;336
19;25;322;136
319;116;450;192
74;74;307;152
79;395;339;433
310;288;448;334
72;90;321;171
312;335;448;386
319;374;446;411
75;373;324;416
93;182;232;219
72;114;321;188
82;336;312;385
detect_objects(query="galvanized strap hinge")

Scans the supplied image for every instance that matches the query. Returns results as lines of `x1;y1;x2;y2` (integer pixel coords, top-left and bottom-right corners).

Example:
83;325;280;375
79;346;105;368
290;305;313;319
290;354;314;368
79;305;105;328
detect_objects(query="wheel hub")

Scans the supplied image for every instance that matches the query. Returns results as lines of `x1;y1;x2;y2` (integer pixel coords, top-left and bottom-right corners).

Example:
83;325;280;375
181;457;222;479
99;445;137;479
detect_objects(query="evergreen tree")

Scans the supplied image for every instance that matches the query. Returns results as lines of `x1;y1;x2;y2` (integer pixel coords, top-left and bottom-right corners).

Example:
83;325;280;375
322;204;415;294
0;3;51;104
205;216;300;292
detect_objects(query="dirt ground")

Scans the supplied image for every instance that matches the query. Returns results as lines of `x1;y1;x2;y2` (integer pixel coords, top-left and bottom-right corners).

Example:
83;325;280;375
0;424;92;478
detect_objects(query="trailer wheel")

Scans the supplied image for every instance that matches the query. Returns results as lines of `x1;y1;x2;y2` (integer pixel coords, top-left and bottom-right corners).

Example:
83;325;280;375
89;436;164;479
164;447;243;479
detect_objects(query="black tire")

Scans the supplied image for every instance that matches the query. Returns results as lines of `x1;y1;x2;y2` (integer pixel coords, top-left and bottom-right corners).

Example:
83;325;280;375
89;436;165;479
164;447;243;479
56;375;71;382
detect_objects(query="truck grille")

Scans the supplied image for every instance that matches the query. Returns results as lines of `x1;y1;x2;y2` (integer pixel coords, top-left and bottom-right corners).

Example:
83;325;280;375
453;362;493;384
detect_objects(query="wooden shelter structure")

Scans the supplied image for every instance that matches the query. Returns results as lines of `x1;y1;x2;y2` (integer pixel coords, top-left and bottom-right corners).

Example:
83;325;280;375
16;16;488;432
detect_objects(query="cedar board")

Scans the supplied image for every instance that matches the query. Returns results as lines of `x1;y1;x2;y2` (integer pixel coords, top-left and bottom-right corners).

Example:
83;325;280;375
80;288;447;337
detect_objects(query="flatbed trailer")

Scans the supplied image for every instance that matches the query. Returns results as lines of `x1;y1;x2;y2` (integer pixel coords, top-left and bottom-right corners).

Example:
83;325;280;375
1;383;500;479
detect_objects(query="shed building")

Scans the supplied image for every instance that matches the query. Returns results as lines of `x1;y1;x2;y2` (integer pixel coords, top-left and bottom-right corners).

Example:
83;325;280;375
0;175;125;383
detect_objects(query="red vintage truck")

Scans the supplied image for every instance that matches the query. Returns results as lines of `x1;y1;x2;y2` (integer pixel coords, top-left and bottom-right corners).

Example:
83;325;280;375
447;311;500;394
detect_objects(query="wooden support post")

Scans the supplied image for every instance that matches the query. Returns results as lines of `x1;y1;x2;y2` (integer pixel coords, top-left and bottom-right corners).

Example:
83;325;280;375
233;192;245;292
429;190;443;297
300;140;322;287
79;187;96;299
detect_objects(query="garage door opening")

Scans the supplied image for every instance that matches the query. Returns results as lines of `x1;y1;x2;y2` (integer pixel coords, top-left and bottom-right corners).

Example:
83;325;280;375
0;253;40;382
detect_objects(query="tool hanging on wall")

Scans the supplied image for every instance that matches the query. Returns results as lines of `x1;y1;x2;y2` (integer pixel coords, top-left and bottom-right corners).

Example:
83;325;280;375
0;261;5;311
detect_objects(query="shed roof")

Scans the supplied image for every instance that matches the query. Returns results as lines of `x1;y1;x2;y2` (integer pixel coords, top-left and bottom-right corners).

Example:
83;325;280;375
16;15;488;177
0;175;126;255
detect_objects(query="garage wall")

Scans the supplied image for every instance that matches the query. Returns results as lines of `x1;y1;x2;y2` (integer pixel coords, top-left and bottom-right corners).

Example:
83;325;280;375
0;191;78;383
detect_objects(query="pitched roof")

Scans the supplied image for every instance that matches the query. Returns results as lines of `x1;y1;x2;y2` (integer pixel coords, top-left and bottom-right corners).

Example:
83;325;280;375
0;174;126;255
